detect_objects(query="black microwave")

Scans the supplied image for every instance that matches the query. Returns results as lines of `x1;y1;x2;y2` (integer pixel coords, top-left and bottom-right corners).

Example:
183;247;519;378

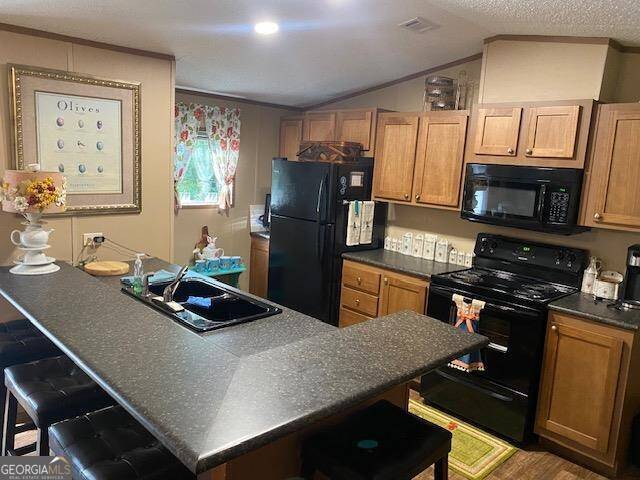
461;164;587;235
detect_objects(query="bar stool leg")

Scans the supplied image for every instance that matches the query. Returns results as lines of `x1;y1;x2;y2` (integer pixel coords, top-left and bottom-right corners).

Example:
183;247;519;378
2;390;17;456
0;383;6;453
37;428;49;456
434;455;448;480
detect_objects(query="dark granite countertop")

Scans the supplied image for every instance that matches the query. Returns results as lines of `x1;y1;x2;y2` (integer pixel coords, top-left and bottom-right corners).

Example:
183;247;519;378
342;249;466;279
549;293;640;331
0;260;486;474
250;231;270;240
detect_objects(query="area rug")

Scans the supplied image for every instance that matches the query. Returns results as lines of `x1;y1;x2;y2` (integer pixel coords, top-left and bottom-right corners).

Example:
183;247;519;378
409;399;517;480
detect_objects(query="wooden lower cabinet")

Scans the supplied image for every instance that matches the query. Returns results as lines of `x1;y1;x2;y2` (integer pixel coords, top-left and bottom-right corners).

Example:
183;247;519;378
338;260;428;327
535;311;640;476
249;235;269;298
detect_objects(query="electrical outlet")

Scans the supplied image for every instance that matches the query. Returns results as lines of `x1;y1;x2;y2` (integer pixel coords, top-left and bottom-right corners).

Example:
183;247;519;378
83;232;103;247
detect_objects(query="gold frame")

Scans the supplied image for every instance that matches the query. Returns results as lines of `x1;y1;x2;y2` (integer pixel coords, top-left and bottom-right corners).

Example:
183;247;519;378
8;64;142;215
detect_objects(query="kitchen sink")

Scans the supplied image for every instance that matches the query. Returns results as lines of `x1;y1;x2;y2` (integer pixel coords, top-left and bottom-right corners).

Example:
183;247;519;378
123;277;281;332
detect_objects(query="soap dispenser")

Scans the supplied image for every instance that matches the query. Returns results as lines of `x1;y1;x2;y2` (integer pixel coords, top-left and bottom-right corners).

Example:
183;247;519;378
132;253;145;296
581;256;601;294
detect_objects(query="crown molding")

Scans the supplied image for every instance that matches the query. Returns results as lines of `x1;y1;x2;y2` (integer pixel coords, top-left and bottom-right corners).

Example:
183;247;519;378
175;88;302;111
484;34;640;54
0;22;175;61
303;52;483;110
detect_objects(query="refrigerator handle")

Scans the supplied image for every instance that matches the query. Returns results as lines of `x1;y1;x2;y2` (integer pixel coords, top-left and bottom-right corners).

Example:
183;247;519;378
316;176;324;215
316;223;324;261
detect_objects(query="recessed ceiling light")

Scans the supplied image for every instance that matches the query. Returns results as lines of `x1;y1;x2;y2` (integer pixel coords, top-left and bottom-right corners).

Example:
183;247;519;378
254;21;279;35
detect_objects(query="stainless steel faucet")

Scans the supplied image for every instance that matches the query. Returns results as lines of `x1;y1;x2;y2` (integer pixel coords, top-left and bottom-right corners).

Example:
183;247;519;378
162;265;189;302
141;272;156;297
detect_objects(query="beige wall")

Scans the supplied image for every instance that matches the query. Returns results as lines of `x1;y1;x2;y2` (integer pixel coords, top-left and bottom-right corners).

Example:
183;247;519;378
173;92;295;290
0;30;174;320
602;49;640;102
320;58;483;112
0;30;175;267
479;40;610;102
318;45;640;273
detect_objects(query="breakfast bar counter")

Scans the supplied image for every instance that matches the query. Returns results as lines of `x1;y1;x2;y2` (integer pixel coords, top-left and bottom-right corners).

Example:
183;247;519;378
0;260;486;476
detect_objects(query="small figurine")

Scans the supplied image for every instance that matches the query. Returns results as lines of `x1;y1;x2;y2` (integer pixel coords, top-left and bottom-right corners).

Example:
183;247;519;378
193;226;224;264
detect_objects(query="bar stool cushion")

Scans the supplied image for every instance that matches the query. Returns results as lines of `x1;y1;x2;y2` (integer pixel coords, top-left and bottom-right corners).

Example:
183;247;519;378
4;356;114;428
303;400;452;480
0;319;61;370
49;405;194;480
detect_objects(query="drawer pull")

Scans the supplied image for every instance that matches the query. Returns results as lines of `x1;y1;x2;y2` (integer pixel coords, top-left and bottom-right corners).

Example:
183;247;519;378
355;299;360;306
594;213;602;221
404;193;409;200
507;147;514;155
551;324;558;332
357;276;362;284
384;277;388;285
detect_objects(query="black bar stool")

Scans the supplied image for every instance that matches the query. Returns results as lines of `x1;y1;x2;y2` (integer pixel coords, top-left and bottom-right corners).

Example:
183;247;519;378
49;405;194;479
3;355;115;456
0;318;62;453
301;400;452;480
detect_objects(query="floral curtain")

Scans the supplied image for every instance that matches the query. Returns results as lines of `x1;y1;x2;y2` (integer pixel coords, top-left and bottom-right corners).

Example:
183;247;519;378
174;102;241;213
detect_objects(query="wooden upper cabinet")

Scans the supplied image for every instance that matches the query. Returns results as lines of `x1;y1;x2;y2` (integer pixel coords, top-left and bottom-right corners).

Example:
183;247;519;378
536;316;623;453
279;117;304;161
582;103;640;231
524;105;580;158
468;100;594;168
473;107;521;156
336;109;374;151
413;111;468;209
303;112;336;141
372;113;420;202
380;271;428;316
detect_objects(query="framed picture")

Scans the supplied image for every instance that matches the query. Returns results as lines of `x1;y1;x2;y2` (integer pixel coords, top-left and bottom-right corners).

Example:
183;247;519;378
8;64;141;215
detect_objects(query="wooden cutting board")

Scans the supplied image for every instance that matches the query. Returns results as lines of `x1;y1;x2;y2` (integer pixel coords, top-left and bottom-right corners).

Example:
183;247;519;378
84;261;130;276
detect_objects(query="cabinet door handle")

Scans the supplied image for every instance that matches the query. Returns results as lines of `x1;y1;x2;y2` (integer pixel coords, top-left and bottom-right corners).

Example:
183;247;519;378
507;147;515;155
355;299;360;306
357;276;362;284
525;148;533;155
384;277;388;285
551;324;558;332
404;193;409;200
415;194;421;200
594;213;602;221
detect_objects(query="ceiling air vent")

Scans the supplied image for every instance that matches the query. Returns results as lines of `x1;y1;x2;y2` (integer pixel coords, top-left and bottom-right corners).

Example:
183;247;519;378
398;16;439;34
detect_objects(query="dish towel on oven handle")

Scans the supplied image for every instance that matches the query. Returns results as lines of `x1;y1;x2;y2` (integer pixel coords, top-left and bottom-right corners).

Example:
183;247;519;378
346;201;362;246
359;201;375;244
449;293;486;372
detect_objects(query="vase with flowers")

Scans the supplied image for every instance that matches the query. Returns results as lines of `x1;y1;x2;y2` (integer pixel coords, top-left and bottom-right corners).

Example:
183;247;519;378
1;165;67;275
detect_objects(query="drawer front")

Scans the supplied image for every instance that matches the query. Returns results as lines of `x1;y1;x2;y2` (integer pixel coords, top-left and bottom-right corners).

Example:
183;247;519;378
341;286;379;317
339;307;372;328
343;262;381;295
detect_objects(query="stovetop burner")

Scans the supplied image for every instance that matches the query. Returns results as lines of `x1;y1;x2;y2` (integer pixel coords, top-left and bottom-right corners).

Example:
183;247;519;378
434;267;575;304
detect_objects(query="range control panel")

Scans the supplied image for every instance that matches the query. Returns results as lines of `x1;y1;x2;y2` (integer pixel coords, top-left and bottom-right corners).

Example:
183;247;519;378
475;233;588;275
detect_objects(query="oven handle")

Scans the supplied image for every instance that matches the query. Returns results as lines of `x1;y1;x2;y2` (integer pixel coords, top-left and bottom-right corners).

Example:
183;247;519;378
429;285;540;317
487;342;508;353
435;369;514;402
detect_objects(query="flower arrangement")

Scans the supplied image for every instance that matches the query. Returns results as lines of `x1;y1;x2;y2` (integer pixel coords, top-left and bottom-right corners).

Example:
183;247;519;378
1;176;66;213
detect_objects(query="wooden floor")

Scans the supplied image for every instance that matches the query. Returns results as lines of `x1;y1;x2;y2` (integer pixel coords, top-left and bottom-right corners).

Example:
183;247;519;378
408;391;640;480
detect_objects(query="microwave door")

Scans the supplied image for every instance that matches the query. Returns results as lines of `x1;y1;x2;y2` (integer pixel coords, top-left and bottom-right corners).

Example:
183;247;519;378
463;179;545;225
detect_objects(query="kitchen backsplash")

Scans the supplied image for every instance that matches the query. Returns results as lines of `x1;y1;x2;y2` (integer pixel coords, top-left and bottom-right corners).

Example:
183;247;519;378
384;204;640;273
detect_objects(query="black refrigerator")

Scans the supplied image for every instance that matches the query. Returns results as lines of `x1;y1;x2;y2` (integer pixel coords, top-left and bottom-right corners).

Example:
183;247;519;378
267;158;386;326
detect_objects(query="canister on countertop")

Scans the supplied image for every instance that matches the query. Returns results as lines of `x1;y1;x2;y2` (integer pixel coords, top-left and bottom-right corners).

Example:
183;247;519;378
435;238;449;263
448;248;458;265
422;235;437;261
412;234;424;258
402;232;413;255
457;250;466;266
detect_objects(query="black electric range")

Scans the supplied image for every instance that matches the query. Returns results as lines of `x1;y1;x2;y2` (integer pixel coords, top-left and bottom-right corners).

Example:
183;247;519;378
421;233;588;444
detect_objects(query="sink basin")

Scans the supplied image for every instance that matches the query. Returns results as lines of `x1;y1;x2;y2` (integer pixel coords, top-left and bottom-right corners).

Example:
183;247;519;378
123;277;281;332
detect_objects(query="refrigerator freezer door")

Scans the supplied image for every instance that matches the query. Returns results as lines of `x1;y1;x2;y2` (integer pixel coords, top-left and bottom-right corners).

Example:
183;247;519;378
268;214;335;323
270;159;333;223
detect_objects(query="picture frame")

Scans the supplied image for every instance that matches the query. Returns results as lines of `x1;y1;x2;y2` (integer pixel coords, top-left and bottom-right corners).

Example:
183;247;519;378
8;64;141;215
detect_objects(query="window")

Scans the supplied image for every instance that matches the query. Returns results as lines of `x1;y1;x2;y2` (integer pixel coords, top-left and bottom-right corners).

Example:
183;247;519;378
176;136;219;206
174;102;241;211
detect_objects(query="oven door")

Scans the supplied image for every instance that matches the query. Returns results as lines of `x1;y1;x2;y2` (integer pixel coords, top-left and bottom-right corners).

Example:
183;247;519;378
425;284;547;395
461;174;546;229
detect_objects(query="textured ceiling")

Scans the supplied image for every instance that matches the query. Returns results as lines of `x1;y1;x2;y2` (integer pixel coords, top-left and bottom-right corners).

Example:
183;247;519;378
0;0;637;107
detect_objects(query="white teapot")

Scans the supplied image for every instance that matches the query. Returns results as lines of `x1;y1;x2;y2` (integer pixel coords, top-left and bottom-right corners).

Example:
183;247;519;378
201;236;224;259
11;226;54;248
